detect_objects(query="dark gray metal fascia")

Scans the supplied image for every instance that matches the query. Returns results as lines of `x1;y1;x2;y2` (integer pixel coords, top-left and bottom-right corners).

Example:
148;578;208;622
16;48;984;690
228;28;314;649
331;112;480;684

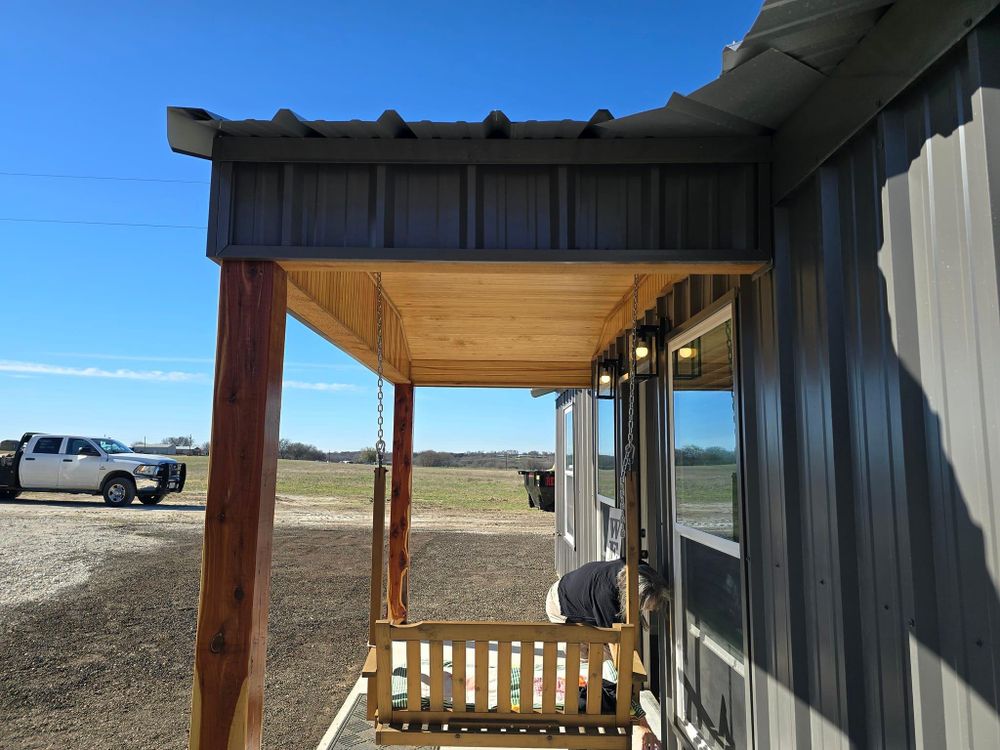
167;107;221;159
209;135;772;165
773;0;1000;201
213;244;772;265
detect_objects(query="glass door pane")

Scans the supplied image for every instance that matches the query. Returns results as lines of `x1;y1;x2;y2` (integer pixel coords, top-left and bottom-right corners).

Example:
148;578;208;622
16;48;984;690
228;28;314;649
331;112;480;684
679;538;746;749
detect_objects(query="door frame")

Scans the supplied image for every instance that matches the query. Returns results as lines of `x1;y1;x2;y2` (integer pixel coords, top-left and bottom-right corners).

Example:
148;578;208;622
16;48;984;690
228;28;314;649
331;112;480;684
665;299;753;749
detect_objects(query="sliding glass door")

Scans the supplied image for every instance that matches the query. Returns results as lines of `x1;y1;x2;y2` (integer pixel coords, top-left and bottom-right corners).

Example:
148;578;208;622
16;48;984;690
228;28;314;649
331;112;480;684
668;304;747;750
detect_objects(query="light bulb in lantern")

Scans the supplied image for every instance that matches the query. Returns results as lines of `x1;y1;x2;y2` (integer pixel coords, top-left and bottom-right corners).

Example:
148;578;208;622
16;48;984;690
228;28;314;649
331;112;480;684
599;373;612;385
635;343;649;359
678;346;696;359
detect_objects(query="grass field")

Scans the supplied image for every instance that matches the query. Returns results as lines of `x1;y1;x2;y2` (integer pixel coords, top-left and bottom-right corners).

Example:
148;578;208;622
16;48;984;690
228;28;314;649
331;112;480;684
675;463;739;538
177;455;531;512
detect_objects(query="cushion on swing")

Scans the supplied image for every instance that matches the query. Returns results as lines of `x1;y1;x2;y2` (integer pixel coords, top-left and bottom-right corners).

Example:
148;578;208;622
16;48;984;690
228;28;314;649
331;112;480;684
389;659;643;716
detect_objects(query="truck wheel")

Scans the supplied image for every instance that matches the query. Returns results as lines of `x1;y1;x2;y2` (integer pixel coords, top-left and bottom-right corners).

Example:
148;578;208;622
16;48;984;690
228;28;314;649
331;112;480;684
0;490;20;500
102;477;136;507
139;495;163;506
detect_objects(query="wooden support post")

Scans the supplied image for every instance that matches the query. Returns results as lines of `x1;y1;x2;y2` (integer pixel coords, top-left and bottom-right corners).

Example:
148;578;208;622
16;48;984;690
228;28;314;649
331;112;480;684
387;383;414;624
624;473;641;626
368;466;388;644
190;260;287;750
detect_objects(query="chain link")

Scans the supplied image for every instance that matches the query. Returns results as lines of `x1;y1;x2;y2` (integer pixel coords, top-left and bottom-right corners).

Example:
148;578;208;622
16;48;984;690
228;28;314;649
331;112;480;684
374;272;386;467
618;274;639;506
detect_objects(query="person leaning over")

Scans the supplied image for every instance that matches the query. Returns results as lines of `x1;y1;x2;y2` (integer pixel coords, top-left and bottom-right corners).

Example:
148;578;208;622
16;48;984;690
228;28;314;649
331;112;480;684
545;558;669;629
545;559;669;750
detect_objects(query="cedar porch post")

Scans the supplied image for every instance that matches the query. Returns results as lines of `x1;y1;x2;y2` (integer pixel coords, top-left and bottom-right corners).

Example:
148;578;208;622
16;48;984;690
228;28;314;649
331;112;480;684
624;472;641;625
190;260;287;750
387;383;414;624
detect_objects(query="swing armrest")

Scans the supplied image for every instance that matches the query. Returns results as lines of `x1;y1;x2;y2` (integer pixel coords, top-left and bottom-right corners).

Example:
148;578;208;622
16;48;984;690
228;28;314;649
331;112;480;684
362;646;378;677
632;650;647;685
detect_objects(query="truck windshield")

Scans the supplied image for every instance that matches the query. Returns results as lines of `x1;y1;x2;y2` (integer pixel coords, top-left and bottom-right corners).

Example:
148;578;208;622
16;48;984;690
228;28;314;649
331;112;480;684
90;438;132;455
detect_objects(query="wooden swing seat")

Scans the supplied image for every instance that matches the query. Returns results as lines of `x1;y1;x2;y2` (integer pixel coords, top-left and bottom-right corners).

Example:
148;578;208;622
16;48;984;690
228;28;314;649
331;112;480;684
365;619;641;749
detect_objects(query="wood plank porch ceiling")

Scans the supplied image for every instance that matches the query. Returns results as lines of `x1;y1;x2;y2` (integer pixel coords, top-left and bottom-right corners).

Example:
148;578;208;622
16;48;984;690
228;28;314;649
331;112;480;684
280;261;761;388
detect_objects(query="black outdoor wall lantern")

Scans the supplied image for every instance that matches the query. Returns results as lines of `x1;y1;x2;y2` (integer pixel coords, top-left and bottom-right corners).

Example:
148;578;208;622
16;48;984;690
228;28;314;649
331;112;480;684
594;357;617;399
631;324;660;379
674;341;702;380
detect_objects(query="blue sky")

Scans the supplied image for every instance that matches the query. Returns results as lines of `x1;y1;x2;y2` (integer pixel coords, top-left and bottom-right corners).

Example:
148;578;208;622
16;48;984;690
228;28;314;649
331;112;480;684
0;1;760;452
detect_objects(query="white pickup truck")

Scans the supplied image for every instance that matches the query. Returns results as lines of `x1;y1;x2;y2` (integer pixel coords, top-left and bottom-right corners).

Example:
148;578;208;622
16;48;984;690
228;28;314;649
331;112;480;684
0;433;187;507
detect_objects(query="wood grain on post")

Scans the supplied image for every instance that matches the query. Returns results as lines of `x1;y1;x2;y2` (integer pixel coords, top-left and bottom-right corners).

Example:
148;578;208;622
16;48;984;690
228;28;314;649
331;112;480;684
189;260;287;750
624;472;641;626
368;466;388;644
387;383;414;624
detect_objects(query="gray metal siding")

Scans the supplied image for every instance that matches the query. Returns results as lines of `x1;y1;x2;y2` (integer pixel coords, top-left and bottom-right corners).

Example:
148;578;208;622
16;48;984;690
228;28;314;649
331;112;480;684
741;18;1000;749
213;162;761;257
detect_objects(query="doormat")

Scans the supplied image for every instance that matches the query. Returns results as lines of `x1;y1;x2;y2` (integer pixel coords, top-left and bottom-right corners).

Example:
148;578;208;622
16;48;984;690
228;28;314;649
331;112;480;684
322;691;435;750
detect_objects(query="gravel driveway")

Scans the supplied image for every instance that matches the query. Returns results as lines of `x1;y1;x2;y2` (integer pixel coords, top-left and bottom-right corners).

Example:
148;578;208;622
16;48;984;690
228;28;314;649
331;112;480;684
0;495;555;749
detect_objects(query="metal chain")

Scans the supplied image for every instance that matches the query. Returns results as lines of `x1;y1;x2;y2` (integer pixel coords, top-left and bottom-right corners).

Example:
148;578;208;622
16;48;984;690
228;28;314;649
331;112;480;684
374;273;386;467
618;274;639;506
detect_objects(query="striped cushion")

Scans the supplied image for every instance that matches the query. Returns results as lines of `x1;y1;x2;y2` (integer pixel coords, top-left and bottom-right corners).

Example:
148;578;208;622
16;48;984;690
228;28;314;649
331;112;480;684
389;659;643;716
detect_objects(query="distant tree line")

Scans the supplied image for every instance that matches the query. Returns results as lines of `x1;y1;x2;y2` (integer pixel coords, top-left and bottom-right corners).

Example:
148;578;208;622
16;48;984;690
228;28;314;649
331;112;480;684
278;439;327;461
676;445;736;465
412;450;553;470
269;443;554;469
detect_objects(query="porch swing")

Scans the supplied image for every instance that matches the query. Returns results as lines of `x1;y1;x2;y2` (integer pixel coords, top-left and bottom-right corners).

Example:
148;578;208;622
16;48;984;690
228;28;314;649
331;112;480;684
361;274;648;750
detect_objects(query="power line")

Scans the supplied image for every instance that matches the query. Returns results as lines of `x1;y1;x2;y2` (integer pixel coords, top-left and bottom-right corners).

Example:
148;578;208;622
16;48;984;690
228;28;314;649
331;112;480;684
0;170;208;185
0;217;207;230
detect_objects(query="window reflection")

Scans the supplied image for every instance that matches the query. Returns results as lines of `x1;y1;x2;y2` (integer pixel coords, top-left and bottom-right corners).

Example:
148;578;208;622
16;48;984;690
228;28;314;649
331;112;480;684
597;397;616;502
680;539;745;750
672;320;739;542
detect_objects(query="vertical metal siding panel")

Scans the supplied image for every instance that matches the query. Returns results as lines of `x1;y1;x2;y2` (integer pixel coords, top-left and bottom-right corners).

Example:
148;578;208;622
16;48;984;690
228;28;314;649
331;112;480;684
877;105;948;750
835;131;912;750
894;35;1000;748
231;163;279;245
389;166;463;248
740;260;810;750
479;167;552;250
661;169;688;249
572;167;644;250
787;177;857;750
958;26;1000;747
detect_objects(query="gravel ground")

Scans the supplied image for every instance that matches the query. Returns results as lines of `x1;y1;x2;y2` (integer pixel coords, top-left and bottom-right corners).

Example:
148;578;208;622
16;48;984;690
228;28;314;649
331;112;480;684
0;496;555;750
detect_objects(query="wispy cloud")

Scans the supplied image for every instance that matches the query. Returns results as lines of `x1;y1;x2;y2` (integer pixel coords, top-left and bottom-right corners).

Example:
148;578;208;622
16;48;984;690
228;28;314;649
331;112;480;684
44;351;214;365
44;352;364;372
284;380;361;393
0;360;204;382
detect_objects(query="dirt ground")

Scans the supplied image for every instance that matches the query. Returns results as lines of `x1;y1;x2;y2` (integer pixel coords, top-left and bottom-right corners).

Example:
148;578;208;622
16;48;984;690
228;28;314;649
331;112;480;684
0;493;555;750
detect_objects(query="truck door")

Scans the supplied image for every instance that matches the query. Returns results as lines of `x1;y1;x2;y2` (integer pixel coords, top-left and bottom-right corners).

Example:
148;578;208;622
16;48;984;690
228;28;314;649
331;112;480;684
60;438;104;490
19;436;66;488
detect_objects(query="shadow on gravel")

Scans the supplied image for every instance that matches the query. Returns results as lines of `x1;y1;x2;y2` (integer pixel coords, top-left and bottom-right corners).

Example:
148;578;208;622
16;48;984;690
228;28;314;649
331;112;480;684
0;525;552;750
1;497;204;512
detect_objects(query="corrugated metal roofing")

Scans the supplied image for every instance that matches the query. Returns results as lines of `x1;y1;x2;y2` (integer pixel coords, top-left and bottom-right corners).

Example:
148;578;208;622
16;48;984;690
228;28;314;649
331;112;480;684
169;0;896;157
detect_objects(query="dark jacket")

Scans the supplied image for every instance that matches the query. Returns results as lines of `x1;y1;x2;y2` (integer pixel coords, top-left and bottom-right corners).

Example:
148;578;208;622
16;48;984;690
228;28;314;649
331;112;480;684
556;559;625;628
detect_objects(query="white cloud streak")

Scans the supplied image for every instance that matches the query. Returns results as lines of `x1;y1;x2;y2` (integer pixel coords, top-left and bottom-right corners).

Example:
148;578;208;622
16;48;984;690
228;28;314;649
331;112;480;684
44;351;214;364
44;352;365;372
1;361;361;393
0;360;203;382
283;380;360;393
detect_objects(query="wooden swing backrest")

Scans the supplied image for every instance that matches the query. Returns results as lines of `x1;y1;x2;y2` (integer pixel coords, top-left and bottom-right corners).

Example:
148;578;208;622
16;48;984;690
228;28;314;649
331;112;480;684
370;619;635;729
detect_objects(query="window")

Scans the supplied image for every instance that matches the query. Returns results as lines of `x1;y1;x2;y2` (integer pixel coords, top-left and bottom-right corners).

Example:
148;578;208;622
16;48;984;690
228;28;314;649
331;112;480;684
32;437;64;454
596;395;616;504
66;438;96;455
91;438;132;455
563;406;575;544
668;305;747;750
